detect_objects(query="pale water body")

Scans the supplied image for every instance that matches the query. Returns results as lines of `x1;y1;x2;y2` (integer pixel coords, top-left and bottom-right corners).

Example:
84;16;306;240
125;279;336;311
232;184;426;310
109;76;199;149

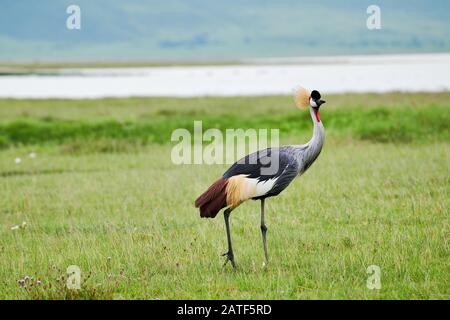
0;54;449;99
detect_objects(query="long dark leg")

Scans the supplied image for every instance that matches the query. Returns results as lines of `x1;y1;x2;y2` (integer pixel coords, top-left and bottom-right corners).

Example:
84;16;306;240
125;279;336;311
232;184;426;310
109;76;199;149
260;199;268;264
222;208;236;268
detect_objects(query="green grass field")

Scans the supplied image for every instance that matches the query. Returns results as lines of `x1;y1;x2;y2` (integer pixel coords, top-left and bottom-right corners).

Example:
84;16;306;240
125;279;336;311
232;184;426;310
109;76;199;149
0;92;448;299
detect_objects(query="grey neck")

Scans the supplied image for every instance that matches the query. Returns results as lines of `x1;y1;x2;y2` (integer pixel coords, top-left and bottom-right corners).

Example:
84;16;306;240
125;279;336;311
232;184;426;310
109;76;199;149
307;107;325;154
292;107;325;173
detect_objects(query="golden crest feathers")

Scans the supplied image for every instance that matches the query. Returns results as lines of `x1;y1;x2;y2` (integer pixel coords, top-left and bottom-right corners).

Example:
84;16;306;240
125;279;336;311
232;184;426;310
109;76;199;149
293;86;311;109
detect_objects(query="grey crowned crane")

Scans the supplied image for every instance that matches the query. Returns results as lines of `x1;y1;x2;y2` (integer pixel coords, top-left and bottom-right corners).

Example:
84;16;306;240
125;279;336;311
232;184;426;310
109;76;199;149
195;87;326;268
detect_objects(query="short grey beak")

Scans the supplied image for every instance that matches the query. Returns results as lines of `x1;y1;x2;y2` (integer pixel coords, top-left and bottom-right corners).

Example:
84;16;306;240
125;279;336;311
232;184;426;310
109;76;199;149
317;99;326;107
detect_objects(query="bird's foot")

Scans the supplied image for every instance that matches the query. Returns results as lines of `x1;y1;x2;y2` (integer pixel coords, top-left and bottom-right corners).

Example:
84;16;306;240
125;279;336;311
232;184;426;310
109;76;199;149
222;251;236;268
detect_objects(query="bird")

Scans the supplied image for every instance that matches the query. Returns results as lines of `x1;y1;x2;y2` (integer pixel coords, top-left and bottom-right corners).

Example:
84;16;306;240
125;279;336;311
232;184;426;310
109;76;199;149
195;87;326;268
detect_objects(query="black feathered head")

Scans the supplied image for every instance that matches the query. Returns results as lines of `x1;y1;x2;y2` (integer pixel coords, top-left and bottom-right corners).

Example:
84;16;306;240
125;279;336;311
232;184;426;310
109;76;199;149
294;87;326;109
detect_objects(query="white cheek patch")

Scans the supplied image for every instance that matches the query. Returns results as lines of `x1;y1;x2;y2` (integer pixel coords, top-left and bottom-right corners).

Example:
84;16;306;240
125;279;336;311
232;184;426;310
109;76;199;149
310;99;317;107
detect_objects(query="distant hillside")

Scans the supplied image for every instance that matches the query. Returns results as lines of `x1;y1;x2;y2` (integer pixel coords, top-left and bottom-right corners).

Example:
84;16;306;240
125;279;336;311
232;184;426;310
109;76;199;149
0;0;449;61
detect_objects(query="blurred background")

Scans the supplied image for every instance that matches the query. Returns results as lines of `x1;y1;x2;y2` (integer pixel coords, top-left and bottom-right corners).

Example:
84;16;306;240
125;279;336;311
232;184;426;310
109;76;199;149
1;0;450;60
0;0;449;97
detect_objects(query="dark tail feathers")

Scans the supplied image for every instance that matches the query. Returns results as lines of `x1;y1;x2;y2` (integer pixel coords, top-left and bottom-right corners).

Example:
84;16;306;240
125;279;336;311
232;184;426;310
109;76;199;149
195;178;228;218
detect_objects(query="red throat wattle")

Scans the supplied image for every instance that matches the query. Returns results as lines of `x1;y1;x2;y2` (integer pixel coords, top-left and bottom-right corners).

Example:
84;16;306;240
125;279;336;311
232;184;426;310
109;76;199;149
314;109;321;122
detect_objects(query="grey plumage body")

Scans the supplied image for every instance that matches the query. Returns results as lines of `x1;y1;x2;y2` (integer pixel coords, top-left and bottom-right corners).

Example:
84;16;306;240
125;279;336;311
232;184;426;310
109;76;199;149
223;107;325;200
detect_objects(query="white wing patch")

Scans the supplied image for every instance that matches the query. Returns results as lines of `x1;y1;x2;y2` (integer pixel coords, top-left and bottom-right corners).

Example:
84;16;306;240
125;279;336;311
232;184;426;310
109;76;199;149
243;176;278;198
